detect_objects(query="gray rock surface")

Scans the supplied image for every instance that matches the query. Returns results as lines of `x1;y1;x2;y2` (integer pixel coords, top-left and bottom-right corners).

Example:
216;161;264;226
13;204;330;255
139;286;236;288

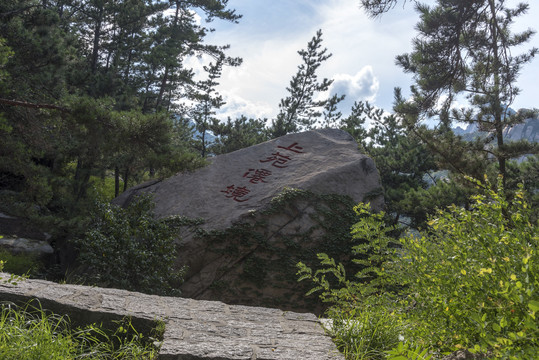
0;212;53;257
503;117;538;143
114;129;382;229
113;129;383;312
0;237;53;255
0;273;344;360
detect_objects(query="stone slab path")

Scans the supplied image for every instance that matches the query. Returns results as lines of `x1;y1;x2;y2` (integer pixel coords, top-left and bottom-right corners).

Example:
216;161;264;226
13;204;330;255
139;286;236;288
0;273;344;359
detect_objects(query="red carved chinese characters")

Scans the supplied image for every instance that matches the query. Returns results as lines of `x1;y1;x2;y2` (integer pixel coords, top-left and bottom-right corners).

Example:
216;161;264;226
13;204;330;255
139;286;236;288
259;152;291;168
243;168;272;184
277;142;304;153
220;185;251;202
221;142;305;202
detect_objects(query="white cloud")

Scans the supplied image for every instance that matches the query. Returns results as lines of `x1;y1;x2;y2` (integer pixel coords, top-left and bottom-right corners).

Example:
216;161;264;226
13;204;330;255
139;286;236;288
207;0;419;118
217;92;274;121
329;67;380;113
205;34;315;120
194;0;539;123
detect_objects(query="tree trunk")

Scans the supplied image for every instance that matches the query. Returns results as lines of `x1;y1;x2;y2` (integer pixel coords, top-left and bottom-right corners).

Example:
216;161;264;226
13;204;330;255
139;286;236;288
91;6;104;73
74;159;91;202
123;167;129;192
115;166;120;197
488;0;506;185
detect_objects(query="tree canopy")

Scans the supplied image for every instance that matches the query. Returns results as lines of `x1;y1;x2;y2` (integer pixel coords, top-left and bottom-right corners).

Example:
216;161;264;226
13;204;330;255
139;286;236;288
0;0;241;211
362;0;538;184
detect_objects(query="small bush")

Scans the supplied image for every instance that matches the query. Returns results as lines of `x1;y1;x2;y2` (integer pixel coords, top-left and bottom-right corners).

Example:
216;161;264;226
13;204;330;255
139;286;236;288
73;195;185;295
327;298;407;360
298;203;407;359
0;249;41;276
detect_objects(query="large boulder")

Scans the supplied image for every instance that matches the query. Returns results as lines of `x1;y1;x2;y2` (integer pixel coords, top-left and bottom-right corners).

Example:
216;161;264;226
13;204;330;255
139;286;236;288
114;129;383;312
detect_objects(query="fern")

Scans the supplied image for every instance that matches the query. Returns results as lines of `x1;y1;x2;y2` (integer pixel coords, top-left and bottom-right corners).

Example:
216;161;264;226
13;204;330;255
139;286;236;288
386;342;433;360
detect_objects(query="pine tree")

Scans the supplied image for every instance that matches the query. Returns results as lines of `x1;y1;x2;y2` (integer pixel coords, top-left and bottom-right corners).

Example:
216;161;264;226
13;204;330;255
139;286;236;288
362;0;538;185
337;100;371;148
0;1;75;205
270;29;342;138
209;116;269;155
347;101;438;227
189;54;226;157
0;0;242;207
140;0;241;113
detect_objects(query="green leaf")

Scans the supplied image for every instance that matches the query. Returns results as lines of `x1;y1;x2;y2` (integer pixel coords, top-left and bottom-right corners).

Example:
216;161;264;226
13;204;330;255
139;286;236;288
528;300;539;313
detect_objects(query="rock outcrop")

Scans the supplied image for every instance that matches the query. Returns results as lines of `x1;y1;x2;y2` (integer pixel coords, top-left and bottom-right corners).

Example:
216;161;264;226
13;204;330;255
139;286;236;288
0;212;53;258
114;129;382;312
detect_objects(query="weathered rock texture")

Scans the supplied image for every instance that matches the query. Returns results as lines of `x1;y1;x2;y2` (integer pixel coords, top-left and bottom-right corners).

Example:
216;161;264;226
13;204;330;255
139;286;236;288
115;129;381;226
0;273;344;360
114;129;382;312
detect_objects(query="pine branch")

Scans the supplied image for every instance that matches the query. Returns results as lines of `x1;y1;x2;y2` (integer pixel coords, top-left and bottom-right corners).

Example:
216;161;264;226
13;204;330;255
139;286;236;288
0;98;70;113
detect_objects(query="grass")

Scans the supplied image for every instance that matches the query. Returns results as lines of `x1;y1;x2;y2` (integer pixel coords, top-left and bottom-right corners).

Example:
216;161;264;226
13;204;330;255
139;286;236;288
0;301;161;360
324;301;409;360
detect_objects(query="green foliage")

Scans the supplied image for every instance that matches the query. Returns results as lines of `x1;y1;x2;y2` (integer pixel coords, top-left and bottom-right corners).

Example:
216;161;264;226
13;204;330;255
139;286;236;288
0;0;240;214
299;177;538;359
298;203;397;305
395;176;538;358
392;0;537;182
188;53;241;157
507;154;539;221
0;302;159;359
337;101;369;148
269;29;342;137
0;250;41;276
73;195;185;296
357;101;439;228
397;176;473;229
326;300;408;360
298;203;405;359
209;115;270;155
0;37;12;85
386;342;433;360
0;246;26;285
359;0;403;18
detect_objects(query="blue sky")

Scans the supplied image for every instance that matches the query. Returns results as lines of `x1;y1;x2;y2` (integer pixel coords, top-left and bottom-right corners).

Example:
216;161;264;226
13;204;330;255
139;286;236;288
196;0;539;122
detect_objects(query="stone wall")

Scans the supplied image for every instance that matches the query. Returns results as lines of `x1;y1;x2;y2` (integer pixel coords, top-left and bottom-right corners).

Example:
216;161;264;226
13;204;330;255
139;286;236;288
0;273;344;360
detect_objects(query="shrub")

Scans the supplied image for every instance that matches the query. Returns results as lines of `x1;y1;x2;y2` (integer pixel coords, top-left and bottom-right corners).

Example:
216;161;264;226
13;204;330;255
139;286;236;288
0;249;41;276
395;177;538;358
326;298;408;360
0;245;26;285
73;195;185;295
298;203;407;359
298;176;538;359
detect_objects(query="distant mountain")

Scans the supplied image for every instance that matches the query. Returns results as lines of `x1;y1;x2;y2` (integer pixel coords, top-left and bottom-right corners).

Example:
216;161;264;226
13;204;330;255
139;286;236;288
452;110;538;143
503;117;539;143
173;115;218;145
453;123;484;140
191;121;217;145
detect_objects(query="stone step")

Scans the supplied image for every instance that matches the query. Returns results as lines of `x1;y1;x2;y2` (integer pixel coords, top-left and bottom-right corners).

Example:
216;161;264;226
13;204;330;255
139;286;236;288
0;273;344;359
